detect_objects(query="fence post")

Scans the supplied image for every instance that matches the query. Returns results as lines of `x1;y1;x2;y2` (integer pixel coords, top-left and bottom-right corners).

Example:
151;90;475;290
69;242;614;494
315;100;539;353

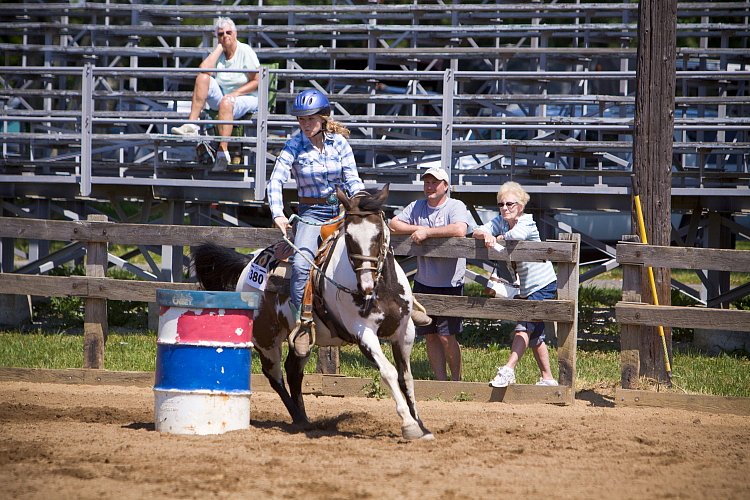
83;214;108;369
556;233;579;399
619;235;642;388
254;65;269;201
80;62;93;197
440;66;455;176
316;347;340;374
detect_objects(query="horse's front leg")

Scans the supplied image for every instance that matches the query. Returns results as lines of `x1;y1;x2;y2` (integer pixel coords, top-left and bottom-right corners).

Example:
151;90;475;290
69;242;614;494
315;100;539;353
256;345;309;426
284;349;311;426
389;319;425;426
357;328;434;440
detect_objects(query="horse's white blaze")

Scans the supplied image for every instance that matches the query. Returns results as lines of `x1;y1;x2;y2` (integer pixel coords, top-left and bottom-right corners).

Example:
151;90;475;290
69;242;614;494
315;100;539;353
347;218;380;295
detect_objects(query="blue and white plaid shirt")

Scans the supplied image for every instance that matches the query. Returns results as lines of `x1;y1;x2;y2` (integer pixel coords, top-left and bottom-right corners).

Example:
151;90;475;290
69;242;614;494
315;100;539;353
267;131;364;218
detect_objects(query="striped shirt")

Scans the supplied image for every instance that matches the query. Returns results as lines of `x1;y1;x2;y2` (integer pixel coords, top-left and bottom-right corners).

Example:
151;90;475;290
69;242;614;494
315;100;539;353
266;131;365;219
475;213;557;297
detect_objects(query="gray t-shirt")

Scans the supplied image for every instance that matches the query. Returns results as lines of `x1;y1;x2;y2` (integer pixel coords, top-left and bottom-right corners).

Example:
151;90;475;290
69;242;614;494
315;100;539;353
396;197;473;287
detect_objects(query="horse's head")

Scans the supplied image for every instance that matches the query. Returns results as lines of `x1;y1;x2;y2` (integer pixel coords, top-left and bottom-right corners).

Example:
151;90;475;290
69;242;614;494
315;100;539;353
337;183;390;300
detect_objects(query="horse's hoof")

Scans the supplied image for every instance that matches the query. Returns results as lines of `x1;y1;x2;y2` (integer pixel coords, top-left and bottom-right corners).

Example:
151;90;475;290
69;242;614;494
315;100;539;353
402;423;433;440
292;418;313;430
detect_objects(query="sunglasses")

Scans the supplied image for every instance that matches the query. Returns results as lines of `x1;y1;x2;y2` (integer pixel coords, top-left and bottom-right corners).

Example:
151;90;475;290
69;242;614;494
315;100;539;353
498;202;518;209
216;30;233;37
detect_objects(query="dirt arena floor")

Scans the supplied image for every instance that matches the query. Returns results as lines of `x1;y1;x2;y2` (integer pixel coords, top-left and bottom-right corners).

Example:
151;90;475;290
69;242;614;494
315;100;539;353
1;381;748;499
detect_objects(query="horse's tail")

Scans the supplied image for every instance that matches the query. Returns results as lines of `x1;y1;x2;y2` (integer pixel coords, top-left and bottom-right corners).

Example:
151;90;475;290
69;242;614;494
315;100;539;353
191;242;251;291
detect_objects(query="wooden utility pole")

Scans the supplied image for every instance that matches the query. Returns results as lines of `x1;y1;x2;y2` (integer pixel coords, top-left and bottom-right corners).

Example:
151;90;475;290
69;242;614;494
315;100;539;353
632;0;677;381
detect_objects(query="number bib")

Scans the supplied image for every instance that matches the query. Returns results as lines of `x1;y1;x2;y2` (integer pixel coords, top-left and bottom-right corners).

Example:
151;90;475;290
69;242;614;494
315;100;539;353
245;245;281;291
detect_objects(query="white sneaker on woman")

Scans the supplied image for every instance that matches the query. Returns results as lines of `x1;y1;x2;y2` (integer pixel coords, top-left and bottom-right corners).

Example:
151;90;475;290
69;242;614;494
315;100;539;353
535;377;559;387
489;366;515;388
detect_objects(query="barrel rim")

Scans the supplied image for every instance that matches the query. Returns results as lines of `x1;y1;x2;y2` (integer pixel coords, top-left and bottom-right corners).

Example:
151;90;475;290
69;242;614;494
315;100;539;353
156;289;260;310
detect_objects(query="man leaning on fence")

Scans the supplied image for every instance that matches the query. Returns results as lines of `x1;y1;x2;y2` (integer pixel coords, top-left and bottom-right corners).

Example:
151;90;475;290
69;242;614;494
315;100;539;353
389;167;474;381
172;17;261;172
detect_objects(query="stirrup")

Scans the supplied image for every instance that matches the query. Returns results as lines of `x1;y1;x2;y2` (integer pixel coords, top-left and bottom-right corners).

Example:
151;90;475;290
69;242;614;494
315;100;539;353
411;299;432;327
288;318;315;357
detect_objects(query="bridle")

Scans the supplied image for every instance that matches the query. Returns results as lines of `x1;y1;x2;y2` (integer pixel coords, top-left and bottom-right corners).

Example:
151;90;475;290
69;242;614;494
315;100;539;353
343;208;390;293
282;202;390;299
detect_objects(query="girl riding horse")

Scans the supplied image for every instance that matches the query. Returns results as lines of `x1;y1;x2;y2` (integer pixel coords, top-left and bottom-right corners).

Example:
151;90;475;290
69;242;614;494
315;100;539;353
192;185;434;440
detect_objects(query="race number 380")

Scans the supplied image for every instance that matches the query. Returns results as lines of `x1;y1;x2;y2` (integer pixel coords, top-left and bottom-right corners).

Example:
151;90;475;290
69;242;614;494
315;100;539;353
246;262;268;291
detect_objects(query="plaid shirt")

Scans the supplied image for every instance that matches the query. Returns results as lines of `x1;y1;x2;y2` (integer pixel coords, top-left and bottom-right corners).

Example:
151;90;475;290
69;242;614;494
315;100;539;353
267;131;364;218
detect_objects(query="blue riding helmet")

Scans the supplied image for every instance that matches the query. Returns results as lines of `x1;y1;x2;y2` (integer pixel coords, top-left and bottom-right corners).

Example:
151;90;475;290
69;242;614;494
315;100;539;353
291;89;331;117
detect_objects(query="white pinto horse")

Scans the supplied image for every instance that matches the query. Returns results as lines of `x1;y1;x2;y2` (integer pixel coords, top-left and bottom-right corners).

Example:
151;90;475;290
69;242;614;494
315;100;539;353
192;185;433;440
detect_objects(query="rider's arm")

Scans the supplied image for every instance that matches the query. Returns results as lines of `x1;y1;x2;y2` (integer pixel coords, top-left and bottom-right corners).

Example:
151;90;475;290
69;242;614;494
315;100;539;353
267;138;299;220
338;139;365;195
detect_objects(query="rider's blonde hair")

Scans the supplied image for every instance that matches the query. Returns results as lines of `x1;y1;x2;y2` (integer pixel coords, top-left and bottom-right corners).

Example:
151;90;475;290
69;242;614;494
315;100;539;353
322;116;350;138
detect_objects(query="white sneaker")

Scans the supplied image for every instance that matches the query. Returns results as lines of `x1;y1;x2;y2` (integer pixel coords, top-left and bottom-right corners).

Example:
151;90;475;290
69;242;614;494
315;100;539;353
489;366;515;388
171;123;200;136
536;378;559;387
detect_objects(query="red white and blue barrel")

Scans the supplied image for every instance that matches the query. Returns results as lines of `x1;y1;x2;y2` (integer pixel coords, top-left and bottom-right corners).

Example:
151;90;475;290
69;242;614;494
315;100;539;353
154;289;259;435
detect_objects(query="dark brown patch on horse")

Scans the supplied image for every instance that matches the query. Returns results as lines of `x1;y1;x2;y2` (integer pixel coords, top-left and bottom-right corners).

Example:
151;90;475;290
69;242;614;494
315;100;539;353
374;255;410;337
252;292;291;350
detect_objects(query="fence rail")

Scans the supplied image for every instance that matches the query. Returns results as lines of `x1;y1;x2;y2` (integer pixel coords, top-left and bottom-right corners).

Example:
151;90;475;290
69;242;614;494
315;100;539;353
0;216;580;401
616;239;750;389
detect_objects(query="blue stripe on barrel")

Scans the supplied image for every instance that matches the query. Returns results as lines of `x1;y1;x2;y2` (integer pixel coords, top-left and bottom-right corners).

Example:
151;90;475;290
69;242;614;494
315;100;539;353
154;343;251;393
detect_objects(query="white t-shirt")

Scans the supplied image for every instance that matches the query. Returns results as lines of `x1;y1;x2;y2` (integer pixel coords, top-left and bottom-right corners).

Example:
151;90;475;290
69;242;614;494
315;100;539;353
215;42;260;95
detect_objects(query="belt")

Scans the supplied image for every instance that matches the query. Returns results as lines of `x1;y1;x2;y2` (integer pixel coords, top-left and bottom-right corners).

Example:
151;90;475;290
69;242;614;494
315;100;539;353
299;195;339;205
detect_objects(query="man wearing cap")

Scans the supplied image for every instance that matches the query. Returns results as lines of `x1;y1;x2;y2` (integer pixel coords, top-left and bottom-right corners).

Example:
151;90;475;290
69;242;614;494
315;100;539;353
389;167;474;381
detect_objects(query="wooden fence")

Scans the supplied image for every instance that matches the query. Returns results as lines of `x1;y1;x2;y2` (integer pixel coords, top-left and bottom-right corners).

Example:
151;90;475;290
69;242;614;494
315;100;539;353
0;215;580;404
614;237;750;415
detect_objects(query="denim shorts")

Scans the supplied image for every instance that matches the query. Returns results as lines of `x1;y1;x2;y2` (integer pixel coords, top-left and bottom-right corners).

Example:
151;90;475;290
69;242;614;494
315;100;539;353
206;77;259;118
515;281;557;346
413;281;463;336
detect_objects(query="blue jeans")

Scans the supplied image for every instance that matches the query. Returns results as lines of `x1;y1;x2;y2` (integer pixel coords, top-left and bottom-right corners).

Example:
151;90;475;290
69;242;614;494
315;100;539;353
515;281;557;347
290;203;340;313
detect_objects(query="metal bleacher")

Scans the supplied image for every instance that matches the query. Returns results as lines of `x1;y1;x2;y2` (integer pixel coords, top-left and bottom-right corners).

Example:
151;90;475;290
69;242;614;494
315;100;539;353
1;1;749;294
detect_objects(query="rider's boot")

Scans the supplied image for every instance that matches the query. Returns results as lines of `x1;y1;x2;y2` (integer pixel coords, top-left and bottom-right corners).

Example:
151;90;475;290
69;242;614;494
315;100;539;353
288;304;314;357
411;298;432;327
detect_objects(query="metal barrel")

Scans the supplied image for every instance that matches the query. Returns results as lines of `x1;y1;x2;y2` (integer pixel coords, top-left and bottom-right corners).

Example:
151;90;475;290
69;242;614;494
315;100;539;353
154;289;260;435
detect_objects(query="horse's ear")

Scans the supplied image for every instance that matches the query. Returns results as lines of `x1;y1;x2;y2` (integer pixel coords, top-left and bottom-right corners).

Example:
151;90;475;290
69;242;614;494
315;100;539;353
374;183;390;205
337;186;351;211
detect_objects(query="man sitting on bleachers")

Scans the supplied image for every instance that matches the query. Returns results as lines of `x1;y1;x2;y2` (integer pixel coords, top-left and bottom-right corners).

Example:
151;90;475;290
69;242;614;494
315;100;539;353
171;17;260;172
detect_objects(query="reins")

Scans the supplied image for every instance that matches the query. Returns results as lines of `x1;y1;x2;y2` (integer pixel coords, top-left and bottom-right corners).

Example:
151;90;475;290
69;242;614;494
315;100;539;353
283;206;390;298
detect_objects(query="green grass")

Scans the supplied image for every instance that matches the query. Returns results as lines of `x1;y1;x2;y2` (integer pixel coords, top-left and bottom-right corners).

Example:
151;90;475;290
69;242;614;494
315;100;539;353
3;277;749;398
1;329;747;398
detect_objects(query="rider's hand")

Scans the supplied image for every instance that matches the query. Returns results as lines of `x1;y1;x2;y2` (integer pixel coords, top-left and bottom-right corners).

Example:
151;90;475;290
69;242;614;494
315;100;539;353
273;216;290;236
